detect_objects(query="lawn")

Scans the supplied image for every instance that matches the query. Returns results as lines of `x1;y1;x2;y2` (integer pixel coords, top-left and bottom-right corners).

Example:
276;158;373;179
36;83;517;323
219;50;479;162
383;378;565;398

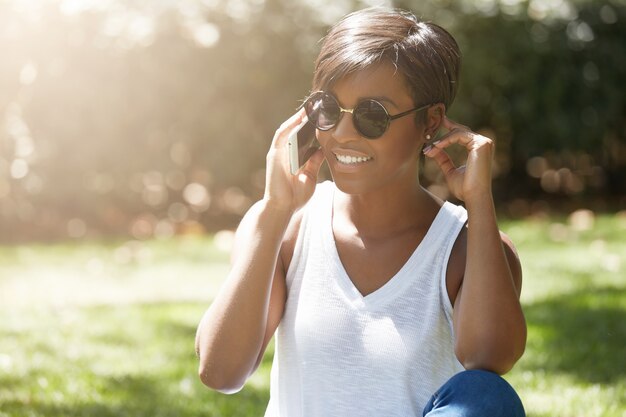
0;213;624;417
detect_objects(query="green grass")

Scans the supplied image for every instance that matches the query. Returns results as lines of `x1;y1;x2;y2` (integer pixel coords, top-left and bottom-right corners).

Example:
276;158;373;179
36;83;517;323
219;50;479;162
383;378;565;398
0;214;625;417
501;214;626;417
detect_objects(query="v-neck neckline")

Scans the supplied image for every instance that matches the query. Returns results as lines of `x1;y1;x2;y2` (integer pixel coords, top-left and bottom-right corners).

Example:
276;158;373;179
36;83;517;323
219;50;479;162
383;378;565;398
322;185;451;309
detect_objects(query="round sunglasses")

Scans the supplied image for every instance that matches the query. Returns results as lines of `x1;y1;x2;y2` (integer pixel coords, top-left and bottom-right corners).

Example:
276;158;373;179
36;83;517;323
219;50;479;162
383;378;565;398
304;91;430;139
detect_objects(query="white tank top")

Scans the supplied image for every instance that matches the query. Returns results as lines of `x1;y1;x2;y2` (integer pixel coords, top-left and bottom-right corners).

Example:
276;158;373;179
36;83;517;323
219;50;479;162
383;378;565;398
264;181;467;417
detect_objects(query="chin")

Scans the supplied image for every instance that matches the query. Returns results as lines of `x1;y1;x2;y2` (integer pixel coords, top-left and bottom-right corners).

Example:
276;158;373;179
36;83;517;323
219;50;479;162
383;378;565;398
329;171;380;196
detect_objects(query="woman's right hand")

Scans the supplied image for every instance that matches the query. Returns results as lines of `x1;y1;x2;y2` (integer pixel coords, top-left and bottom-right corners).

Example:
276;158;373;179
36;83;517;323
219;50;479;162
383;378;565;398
263;108;325;213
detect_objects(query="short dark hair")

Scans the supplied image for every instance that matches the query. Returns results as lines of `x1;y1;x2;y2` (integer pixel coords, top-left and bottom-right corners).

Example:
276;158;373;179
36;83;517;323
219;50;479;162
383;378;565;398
312;8;461;114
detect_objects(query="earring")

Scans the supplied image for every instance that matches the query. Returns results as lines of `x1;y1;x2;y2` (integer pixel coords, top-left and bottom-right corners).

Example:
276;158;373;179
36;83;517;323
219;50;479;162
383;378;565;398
426;134;431;140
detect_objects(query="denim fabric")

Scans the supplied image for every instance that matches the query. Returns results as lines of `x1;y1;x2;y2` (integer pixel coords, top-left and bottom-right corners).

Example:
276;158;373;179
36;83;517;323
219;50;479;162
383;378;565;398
422;370;525;417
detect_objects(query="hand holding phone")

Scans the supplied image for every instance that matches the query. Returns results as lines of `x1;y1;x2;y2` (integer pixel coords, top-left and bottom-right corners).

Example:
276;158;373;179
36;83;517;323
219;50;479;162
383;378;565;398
288;117;319;175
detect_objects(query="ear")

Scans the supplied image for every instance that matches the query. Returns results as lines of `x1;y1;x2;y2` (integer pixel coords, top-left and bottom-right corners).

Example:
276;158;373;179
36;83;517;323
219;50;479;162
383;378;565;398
424;103;445;139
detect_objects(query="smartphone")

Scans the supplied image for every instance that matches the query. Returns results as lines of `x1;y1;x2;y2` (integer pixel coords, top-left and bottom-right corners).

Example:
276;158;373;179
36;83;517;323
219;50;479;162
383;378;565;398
288;117;319;175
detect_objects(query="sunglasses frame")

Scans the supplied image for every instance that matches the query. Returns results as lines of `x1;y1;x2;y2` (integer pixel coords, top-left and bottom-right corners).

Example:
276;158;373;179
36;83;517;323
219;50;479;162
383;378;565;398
304;91;431;139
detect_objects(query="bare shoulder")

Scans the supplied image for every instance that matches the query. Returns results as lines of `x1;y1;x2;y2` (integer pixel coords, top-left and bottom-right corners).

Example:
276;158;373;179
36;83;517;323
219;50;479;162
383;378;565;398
500;230;523;297
446;226;523;304
228;202;296;266
231;199;305;270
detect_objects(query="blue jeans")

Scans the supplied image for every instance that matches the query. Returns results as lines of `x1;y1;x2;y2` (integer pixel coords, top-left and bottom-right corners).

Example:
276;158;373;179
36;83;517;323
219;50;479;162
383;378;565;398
423;370;525;416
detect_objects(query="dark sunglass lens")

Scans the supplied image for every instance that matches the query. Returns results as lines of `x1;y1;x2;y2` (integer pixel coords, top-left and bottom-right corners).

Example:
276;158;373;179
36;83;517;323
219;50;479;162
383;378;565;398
316;93;340;129
305;92;338;130
304;94;321;123
355;100;389;138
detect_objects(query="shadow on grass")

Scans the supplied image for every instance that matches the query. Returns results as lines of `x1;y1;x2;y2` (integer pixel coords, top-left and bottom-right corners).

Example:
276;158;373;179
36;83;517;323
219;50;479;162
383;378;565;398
0;301;271;417
523;285;625;384
0;374;270;417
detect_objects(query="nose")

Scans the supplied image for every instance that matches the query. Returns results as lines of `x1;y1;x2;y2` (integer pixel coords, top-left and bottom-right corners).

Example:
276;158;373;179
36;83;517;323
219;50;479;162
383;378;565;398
331;111;360;143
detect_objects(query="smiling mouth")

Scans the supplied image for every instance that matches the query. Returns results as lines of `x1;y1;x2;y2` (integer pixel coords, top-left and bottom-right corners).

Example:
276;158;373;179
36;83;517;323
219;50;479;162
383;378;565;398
334;153;373;164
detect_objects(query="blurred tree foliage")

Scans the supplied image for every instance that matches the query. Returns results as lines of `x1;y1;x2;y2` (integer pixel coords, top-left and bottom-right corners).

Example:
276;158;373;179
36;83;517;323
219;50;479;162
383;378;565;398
0;0;624;242
411;0;626;208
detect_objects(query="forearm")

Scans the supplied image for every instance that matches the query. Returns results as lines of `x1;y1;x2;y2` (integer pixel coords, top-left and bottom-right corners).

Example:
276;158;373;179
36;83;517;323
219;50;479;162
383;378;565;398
455;193;526;373
195;200;291;391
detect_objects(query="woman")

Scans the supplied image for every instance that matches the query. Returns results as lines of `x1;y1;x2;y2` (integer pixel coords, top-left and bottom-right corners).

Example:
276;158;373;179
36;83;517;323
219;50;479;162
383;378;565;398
196;7;527;417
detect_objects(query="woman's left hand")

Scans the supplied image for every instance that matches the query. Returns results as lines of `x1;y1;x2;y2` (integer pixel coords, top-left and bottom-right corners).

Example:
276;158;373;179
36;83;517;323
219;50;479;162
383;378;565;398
423;116;494;204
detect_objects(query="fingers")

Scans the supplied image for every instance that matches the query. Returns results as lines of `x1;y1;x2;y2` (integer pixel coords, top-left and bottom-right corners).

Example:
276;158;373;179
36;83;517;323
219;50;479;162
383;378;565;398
423;116;493;173
271;108;307;149
432;127;474;149
427;116;492;153
426;144;457;177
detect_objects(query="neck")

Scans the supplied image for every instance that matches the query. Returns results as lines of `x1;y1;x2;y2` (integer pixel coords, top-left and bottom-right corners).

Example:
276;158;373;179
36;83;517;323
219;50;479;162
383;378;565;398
333;178;438;239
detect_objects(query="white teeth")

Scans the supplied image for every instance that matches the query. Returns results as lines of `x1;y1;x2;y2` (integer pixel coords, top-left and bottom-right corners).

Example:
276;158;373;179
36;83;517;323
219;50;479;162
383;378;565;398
335;154;372;164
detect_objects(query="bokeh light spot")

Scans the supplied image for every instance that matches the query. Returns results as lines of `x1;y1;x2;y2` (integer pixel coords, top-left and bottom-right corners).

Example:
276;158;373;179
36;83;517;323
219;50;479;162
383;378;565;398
221;187;251;215
214;229;235;252
540;169;560;193
568;209;594;231
566;20;594;43
142;184;168;207
526;156;548;179
10;159;29;179
599;5;618;24
154;219;175;239
19;62;38;85
192;22;220;48
15;136;35;157
183;182;211;211
130;214;157;240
